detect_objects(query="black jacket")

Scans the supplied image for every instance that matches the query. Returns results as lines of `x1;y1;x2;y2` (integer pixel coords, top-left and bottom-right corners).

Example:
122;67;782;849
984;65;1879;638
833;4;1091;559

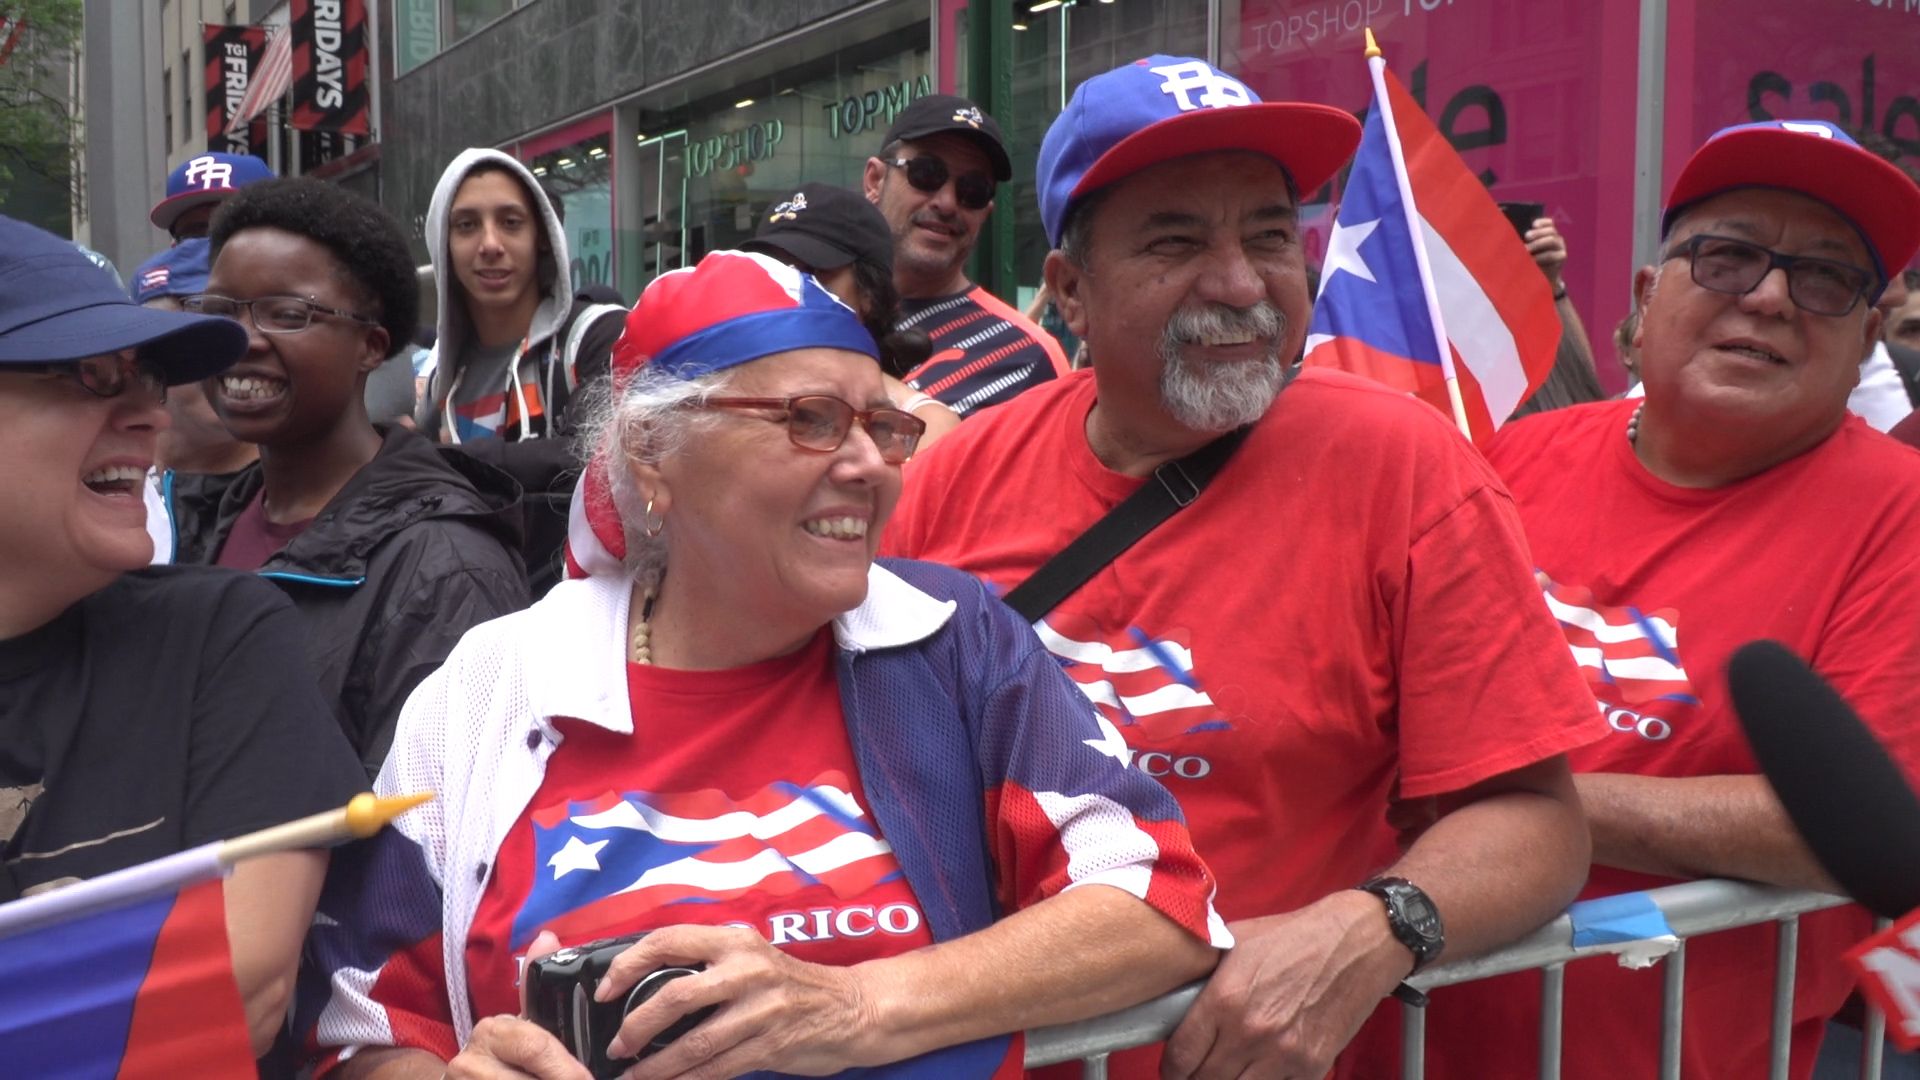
421;296;626;595
169;426;531;777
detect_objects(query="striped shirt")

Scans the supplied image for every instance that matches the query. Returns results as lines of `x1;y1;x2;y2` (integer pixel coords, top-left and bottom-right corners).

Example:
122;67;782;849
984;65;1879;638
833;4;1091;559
897;286;1069;416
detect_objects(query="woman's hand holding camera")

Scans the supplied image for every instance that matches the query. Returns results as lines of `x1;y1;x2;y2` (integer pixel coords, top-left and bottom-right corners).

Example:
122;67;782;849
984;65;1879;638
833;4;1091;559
447;931;592;1080
598;924;883;1079
450;1015;594;1080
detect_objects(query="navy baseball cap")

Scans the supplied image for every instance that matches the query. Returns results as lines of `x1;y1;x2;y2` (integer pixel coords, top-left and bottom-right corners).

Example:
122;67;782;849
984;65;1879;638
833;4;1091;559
1662;119;1920;294
1038;55;1362;247
149;152;274;232
743;183;894;273
0;216;247;382
129;238;213;304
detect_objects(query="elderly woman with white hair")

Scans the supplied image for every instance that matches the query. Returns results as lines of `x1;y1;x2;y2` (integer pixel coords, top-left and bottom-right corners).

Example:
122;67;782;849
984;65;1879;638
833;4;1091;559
305;251;1226;1080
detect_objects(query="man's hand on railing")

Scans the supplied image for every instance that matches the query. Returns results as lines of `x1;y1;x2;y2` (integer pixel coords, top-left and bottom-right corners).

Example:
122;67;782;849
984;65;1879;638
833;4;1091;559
1159;889;1414;1079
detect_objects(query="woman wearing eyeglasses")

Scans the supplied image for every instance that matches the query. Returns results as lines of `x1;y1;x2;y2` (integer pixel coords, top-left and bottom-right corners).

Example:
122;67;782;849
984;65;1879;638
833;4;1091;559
167;178;530;779
306;251;1226;1080
0;215;365;1061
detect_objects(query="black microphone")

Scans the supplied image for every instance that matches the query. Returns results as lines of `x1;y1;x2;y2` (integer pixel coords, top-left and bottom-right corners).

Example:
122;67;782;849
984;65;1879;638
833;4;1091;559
1726;639;1920;920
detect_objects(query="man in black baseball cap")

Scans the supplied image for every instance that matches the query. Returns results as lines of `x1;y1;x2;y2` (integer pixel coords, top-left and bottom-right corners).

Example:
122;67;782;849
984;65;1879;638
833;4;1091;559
863;94;1068;417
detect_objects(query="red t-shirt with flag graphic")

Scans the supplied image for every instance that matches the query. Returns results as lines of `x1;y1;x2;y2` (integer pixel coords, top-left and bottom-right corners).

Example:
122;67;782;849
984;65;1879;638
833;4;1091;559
465;629;937;1027
883;366;1601;1079
1345;399;1920;1080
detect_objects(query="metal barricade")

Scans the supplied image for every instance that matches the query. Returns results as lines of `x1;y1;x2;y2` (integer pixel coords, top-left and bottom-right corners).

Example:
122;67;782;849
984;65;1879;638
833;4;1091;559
1023;879;1893;1080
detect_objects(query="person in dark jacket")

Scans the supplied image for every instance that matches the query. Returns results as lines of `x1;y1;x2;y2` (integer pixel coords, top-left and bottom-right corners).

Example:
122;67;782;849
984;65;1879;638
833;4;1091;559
174;178;530;777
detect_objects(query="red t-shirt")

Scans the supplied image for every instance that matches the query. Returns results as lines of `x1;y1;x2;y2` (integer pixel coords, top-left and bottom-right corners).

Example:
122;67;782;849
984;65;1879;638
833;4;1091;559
214;490;313;570
884;368;1600;1078
466;629;933;1024
1349;400;1920;1080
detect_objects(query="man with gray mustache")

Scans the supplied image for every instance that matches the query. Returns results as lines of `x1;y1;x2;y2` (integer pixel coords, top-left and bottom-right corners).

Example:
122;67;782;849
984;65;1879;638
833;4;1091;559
882;55;1599;1080
1159;300;1288;431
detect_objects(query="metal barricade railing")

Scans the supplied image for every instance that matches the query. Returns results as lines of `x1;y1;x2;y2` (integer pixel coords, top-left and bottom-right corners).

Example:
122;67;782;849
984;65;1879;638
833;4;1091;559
1023;879;1893;1080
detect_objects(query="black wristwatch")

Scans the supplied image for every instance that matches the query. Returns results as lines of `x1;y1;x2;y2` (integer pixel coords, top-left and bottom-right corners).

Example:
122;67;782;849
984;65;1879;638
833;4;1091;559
1357;877;1445;1007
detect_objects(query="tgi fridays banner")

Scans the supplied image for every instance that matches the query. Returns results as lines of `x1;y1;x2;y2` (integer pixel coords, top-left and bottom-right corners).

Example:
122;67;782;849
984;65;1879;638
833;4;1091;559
203;24;268;156
289;0;369;136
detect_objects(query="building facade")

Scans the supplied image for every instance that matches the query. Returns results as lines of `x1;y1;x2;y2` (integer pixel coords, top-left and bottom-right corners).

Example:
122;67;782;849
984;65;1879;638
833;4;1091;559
65;0;1916;382
71;0;367;274
380;0;1920;391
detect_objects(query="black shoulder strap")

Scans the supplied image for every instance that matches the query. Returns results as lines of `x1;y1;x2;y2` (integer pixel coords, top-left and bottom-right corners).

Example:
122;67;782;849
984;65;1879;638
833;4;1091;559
1000;423;1251;622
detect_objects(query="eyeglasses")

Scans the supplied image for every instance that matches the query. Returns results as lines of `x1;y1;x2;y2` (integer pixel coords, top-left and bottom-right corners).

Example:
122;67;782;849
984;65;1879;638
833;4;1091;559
11;352;168;403
1663;234;1876;317
693;395;927;464
182;293;375;334
884;156;995;211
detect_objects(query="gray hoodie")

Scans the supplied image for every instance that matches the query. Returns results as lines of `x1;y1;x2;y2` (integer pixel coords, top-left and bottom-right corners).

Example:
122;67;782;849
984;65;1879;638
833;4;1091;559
416;147;575;443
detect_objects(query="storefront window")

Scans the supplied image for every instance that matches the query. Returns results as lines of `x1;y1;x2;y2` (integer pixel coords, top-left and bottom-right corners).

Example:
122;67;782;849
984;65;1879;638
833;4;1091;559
449;0;515;44
1005;0;1211;309
394;0;440;75
525;122;616;293
622;18;931;298
1665;0;1920;193
1221;0;1640;386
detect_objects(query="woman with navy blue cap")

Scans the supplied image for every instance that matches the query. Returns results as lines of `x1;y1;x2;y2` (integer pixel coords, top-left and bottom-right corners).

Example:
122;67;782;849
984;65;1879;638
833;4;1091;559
306;251;1226;1080
0;215;365;1058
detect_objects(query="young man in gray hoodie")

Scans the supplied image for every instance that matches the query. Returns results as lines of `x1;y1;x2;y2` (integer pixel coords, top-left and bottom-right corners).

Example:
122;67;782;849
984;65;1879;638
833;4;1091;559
416;149;627;591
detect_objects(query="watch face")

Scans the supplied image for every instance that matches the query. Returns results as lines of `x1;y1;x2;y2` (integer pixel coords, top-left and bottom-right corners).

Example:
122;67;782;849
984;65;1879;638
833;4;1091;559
1398;890;1442;939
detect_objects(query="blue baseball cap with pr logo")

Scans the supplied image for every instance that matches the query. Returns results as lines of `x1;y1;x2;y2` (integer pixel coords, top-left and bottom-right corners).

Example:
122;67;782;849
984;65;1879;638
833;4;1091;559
1037;55;1361;247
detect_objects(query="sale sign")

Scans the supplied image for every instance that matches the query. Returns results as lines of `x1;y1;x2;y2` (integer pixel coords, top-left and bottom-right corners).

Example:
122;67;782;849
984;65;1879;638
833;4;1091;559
1229;0;1920;392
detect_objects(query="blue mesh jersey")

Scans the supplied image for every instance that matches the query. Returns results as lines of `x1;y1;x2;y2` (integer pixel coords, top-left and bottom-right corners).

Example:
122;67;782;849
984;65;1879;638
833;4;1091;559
302;560;1229;1076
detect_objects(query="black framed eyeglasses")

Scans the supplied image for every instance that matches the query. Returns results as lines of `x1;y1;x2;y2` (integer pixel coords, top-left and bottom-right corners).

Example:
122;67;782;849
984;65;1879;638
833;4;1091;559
182;293;376;334
11;352;168;403
1663;234;1876;317
884;156;995;211
692;395;927;464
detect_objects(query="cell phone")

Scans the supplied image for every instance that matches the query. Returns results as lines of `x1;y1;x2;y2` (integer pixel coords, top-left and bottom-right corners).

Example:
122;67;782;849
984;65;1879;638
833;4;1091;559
1498;201;1545;238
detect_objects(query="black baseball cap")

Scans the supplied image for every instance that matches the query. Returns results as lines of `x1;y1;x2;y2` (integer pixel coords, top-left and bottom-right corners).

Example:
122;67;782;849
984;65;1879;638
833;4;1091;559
743;183;893;272
880;94;1012;182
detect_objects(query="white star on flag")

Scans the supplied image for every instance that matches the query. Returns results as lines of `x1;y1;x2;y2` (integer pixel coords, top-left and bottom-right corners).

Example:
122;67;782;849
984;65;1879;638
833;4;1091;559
1083;714;1132;765
548;835;609;880
1323;218;1381;286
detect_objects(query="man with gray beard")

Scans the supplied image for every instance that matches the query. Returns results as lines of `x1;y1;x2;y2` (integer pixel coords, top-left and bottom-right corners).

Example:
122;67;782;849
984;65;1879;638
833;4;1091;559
881;55;1599;1080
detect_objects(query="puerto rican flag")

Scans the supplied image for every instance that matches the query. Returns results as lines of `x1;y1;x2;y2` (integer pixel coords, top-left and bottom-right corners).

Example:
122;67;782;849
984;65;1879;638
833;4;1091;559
511;773;899;950
1034;614;1229;743
0;848;256;1078
1541;579;1698;707
1303;48;1561;442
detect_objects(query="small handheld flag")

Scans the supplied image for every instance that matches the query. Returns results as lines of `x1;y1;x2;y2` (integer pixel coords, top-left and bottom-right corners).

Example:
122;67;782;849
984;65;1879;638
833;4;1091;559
1304;28;1561;442
0;792;431;1077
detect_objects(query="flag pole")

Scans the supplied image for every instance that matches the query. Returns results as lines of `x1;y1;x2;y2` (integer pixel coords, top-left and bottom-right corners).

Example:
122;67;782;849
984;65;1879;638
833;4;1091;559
0;792;431;941
217;791;433;866
1364;28;1474;440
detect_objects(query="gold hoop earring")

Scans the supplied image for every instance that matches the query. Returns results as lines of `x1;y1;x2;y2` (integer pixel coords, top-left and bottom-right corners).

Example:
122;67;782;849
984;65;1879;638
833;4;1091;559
642;497;665;539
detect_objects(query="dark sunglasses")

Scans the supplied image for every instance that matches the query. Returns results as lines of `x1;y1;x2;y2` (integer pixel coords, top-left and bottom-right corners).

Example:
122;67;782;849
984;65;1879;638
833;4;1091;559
884;156;995;211
1663;233;1876;317
692;394;927;464
11;353;168;403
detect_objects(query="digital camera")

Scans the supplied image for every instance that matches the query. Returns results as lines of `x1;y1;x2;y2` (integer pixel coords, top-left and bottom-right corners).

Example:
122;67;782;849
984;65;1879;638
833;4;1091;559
524;931;715;1079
